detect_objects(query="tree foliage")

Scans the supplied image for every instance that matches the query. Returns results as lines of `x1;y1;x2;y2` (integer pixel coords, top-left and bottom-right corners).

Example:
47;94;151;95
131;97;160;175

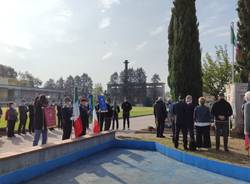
0;64;17;78
93;83;103;102
109;72;119;84
202;46;232;98
151;74;161;83
44;78;57;89
18;71;42;87
237;0;250;82
168;0;202;101
44;73;93;98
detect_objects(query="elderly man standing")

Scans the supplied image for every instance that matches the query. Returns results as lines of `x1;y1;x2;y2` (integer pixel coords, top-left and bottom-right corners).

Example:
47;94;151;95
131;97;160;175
154;97;167;138
185;95;196;150
211;93;233;152
243;91;250;151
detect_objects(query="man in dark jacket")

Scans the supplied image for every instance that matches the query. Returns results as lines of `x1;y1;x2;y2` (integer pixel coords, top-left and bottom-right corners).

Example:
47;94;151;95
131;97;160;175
112;102;120;130
62;97;73;140
185;95;196;150
173;96;188;150
33;95;48;146
79;97;89;136
211;93;233;152
167;100;175;143
28;102;35;134
7;102;18;138
57;103;63;129
104;99;112;131
121;98;132;130
0;106;2;119
154;97;167;138
18;99;29;134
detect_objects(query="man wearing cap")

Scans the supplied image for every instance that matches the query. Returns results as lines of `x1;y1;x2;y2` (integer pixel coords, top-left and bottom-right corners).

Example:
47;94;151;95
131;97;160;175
173;96;188;150
211;93;233;152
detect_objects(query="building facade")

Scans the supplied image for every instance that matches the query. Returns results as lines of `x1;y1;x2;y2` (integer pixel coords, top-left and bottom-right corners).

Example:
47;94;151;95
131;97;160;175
107;82;165;105
0;78;64;104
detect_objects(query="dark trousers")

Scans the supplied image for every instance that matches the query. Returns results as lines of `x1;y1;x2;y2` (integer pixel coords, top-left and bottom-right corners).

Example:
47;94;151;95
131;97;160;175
18;117;27;134
171;119;175;143
99;116;105;132
196;126;211;148
157;120;165;137
174;124;188;149
28;116;34;133
7;120;16;137
112;116;119;130
187;124;195;141
215;122;229;150
123;115;130;129
82;121;87;135
104;118;112;131
62;124;72;140
57;116;62;129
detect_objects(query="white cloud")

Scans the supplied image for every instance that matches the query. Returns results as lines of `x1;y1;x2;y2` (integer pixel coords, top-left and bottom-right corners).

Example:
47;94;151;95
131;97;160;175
53;9;72;22
215;32;230;38
102;52;113;60
99;17;111;29
150;26;165;36
136;41;148;51
0;0;73;50
98;0;120;12
201;26;228;36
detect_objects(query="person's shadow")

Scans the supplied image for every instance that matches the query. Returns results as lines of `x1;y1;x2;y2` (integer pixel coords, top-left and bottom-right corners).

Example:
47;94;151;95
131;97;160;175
25;148;146;184
11;136;23;145
22;134;34;142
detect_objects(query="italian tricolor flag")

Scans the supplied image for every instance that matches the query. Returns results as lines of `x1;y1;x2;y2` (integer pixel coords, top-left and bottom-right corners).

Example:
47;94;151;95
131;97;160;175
92;101;100;134
73;87;83;137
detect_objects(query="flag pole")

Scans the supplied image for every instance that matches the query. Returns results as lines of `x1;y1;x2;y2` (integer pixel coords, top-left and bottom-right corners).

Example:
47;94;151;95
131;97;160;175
231;22;235;83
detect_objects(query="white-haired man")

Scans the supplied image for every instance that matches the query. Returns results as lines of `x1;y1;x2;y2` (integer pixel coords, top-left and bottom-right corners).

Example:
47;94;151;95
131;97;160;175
243;91;250;146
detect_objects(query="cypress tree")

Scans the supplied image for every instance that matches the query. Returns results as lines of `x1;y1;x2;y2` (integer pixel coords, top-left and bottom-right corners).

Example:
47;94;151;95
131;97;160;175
237;0;250;82
168;0;202;102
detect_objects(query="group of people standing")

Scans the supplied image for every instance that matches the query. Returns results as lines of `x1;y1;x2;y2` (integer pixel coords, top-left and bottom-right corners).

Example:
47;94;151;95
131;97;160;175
95;97;132;131
3;100;35;138
154;93;233;152
0;95;133;146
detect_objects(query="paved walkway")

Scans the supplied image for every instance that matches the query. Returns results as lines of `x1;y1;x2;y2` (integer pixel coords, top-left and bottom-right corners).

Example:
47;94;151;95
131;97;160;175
0;116;155;153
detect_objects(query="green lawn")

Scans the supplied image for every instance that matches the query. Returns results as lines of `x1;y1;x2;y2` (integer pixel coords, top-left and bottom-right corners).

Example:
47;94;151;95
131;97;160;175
122;106;153;118
0;108;30;129
0;106;153;129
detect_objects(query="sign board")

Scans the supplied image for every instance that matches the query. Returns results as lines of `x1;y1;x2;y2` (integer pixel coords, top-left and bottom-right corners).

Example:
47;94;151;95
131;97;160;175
44;106;57;128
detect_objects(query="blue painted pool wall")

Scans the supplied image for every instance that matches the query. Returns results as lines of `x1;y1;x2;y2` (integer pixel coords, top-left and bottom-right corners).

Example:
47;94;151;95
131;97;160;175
1;139;250;184
0;140;115;184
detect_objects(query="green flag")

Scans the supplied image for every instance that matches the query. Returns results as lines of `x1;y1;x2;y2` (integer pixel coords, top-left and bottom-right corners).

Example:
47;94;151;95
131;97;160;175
231;23;236;46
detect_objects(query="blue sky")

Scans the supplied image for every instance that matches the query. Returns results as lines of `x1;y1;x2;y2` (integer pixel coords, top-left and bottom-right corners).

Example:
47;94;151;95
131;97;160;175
0;0;238;90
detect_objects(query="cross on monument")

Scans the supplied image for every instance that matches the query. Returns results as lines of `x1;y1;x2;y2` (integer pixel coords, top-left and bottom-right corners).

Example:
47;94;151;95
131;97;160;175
123;60;129;99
